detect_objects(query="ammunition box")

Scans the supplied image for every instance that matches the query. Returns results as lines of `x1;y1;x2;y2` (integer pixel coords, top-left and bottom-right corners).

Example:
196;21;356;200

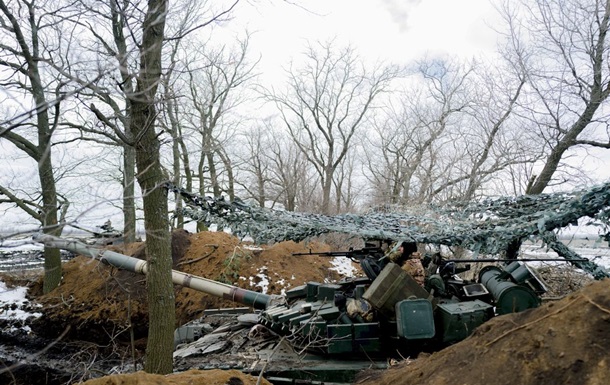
327;339;354;354
326;323;380;339
462;283;491;302
395;299;435;339
285;284;307;299
277;310;300;323
288;314;312;327
327;337;381;354
300;320;326;337
318;306;341;320
354;284;366;299
436;300;493;343
306;282;320;301
327;324;352;338
363;262;429;316
353;323;380;339
318;284;342;301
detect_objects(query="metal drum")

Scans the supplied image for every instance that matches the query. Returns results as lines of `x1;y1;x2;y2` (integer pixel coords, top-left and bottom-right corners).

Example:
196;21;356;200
479;265;541;315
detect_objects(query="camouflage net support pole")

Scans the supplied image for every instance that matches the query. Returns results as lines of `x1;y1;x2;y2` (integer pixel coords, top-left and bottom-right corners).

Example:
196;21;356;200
541;231;610;280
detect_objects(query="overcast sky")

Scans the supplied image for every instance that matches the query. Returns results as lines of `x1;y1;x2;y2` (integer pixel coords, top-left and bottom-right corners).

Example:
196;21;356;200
231;1;610;180
221;0;501;81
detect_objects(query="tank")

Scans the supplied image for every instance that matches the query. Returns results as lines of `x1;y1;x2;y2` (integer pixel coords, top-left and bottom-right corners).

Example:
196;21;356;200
33;234;545;385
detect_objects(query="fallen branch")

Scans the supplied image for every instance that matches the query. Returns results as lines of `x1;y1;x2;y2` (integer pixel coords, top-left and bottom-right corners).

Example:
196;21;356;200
176;244;218;267
582;293;610;315
256;336;286;385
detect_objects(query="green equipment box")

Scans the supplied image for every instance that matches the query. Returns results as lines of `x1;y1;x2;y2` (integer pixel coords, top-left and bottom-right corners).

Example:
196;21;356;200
436;300;494;343
363;262;429;316
395;299;435;339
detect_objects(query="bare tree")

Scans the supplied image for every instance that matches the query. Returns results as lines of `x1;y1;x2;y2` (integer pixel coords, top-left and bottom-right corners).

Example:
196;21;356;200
159;0;243;228
426;59;538;201
0;0;80;293
180;34;257;205
500;0;610;194
265;40;401;214
61;0;143;243
126;0;174;373
365;58;472;205
236;123;273;207
365;55;542;206
236;119;315;211
60;0;241;238
267;129;317;211
123;0;244;373
60;0;177;372
160;1;207;229
333;149;361;213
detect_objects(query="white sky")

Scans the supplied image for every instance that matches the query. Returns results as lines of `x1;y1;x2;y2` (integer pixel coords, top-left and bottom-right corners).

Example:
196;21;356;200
223;0;500;81
219;0;610;183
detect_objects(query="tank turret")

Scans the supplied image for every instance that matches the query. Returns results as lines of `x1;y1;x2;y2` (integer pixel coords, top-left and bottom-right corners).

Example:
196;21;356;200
33;233;549;384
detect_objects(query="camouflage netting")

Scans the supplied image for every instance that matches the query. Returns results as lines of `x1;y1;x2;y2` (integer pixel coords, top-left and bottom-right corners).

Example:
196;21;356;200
165;182;610;279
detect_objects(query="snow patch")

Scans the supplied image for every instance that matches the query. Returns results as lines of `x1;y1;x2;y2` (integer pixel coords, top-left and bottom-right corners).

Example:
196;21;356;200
329;256;358;277
0;280;42;321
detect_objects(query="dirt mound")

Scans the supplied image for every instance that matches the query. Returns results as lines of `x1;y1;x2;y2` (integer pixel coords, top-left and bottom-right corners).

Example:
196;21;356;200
30;230;353;343
355;278;610;385
79;369;272;385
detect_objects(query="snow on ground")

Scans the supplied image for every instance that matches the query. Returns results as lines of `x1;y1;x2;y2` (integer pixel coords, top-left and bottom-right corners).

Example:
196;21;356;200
0;237;43;252
0;280;42;324
250;266;270;294
521;240;610;270
0;237;45;273
0;237;46;324
329;256;359;277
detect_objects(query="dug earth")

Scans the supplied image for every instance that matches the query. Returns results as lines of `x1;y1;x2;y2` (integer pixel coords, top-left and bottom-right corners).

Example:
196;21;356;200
1;230;609;385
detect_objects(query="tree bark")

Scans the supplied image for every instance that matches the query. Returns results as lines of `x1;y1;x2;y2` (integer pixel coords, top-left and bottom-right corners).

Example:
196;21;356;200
0;0;63;293
123;142;137;243
39;147;62;293
128;0;174;374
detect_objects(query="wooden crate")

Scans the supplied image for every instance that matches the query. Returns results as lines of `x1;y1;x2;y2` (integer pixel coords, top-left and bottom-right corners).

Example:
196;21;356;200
363;262;429;316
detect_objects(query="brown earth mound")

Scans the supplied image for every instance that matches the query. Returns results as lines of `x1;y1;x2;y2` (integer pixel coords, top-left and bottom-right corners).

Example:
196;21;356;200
355;278;610;385
79;369;271;385
30;230;353;343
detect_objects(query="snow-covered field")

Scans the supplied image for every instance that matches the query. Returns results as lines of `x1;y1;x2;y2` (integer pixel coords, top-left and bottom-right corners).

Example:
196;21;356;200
521;240;610;270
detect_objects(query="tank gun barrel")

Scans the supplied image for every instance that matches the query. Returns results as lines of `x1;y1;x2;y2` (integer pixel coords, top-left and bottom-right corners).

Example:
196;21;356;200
441;258;588;263
32;234;283;310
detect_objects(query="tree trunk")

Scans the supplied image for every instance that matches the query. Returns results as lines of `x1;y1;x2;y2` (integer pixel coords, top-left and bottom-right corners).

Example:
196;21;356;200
32;42;62;294
207;151;221;197
196;155;207;232
39;150;62;293
129;0;173;374
123;143;137;243
321;167;333;214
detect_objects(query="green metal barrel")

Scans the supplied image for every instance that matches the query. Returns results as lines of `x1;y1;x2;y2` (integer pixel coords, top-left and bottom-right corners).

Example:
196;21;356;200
479;265;540;315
